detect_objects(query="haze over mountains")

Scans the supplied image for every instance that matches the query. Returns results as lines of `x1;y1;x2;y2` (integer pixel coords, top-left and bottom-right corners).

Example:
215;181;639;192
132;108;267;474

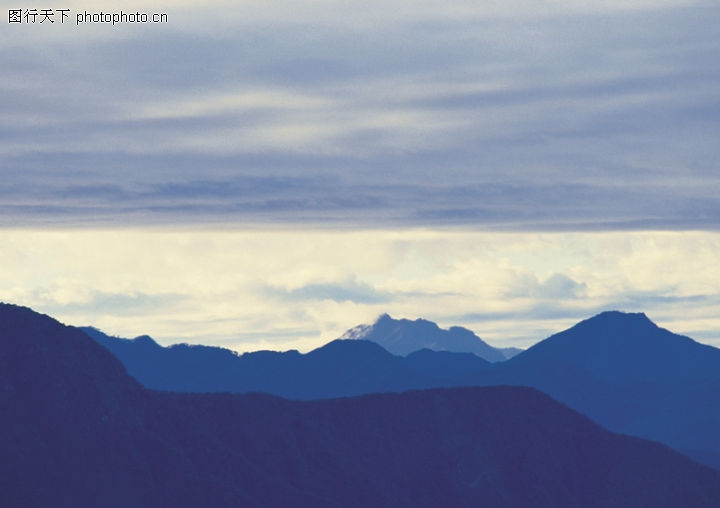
84;310;720;473
4;302;720;507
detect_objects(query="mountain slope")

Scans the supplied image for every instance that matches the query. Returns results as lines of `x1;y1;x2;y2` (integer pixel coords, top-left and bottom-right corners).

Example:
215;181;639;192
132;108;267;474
340;313;518;360
472;311;720;471
83;326;256;392
4;303;720;508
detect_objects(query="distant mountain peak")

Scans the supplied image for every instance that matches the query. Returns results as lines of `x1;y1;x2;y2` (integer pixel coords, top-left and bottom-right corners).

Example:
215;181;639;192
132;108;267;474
131;335;160;347
376;313;438;326
310;338;391;358
340;314;516;362
566;310;660;337
588;310;653;323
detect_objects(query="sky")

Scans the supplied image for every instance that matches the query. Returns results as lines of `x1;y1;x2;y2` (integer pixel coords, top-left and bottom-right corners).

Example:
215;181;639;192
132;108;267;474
1;0;719;351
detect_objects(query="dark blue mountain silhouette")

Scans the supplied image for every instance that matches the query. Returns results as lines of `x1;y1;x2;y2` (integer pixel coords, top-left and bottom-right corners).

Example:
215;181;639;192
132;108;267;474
5;303;720;507
85;311;720;472
340;313;520;360
83;326;490;398
468;311;720;471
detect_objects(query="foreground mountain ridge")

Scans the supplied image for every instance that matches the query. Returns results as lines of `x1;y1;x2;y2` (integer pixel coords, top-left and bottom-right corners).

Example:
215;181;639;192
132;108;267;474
3;302;720;507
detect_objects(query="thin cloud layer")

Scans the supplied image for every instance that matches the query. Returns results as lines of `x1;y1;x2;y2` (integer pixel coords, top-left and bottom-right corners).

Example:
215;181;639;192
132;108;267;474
2;1;719;229
1;230;719;351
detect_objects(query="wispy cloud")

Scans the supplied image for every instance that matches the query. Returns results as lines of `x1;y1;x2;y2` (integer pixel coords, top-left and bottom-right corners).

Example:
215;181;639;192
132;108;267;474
267;279;393;304
2;1;718;229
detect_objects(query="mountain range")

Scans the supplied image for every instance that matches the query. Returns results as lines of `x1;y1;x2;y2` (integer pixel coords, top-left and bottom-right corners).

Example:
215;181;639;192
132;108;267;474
83;311;720;473
3;302;720;507
82;313;515;398
83;326;492;398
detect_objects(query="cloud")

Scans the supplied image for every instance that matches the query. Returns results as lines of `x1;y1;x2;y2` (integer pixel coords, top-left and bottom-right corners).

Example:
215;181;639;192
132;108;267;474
39;291;186;316
505;273;587;299
268;279;393;304
0;229;719;351
2;2;719;229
